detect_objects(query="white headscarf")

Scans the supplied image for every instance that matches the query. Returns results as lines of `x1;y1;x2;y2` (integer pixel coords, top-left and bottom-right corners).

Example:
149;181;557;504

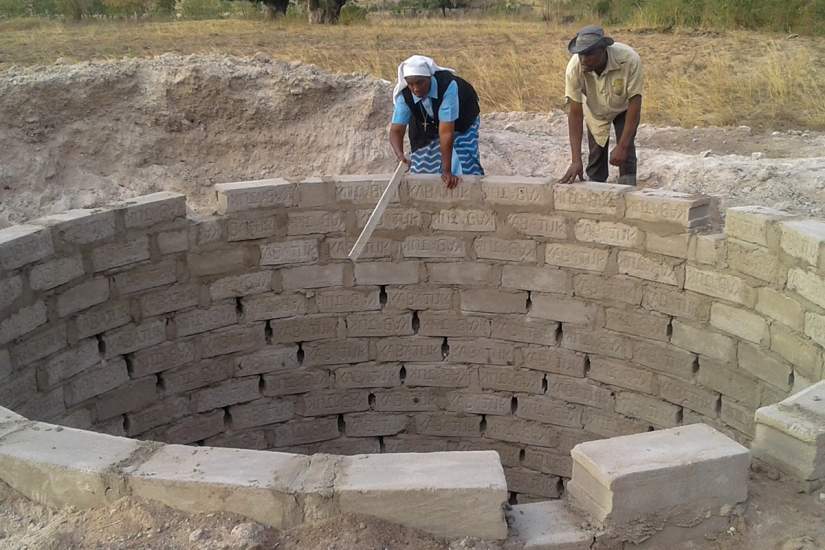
393;55;455;100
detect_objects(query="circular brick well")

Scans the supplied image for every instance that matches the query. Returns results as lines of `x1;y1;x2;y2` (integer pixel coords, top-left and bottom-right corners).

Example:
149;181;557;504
2;174;824;503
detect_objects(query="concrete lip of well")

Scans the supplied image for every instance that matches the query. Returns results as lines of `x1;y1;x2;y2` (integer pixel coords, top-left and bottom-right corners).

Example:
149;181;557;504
1;174;824;543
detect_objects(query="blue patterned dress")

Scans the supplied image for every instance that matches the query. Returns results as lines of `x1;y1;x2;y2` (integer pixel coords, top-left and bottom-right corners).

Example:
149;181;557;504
391;76;484;176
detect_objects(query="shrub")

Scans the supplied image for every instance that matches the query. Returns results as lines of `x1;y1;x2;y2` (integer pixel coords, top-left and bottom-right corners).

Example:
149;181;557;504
0;0;26;17
177;0;229;18
339;1;365;24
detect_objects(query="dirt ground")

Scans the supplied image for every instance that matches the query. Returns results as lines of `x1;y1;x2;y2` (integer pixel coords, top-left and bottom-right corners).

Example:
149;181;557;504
1;466;824;550
1;54;824;229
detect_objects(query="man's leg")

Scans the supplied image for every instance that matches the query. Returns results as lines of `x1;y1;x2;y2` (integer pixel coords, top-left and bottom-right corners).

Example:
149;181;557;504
612;111;637;186
585;127;609;182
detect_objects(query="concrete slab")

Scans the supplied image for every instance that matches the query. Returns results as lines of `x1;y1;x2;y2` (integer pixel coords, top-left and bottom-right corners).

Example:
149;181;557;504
124;444;307;528
0;405;28;438
0;422;141;507
336;451;508;540
567;424;749;532
507;500;593;549
753;380;825;487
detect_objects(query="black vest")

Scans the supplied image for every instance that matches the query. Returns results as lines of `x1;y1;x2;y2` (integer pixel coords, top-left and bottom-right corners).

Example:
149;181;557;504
401;71;480;152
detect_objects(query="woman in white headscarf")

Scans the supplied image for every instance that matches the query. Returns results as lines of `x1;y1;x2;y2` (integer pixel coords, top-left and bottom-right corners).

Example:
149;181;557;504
389;55;484;189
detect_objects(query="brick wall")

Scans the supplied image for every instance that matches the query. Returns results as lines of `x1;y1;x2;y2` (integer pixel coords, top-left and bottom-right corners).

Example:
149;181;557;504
1;177;823;502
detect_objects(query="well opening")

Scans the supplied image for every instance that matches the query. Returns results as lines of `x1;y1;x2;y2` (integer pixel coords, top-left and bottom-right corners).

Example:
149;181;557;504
1;174;823;506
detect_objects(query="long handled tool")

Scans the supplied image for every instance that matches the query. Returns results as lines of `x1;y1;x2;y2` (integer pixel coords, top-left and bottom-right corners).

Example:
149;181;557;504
348;161;406;261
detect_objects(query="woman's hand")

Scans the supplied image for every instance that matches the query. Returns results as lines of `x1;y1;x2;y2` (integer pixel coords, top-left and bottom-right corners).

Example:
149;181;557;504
441;172;461;189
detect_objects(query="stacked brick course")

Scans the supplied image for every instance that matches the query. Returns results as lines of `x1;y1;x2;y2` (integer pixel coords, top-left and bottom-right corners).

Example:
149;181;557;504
1;176;824;502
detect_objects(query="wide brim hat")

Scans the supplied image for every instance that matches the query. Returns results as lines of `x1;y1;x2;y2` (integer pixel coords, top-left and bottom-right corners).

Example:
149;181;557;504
568;25;614;54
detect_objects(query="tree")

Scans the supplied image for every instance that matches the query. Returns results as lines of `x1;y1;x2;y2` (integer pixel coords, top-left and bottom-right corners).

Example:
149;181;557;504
253;0;288;17
307;0;346;23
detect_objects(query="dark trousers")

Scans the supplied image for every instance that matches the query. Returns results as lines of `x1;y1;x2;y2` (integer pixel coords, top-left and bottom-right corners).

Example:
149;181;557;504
586;110;637;186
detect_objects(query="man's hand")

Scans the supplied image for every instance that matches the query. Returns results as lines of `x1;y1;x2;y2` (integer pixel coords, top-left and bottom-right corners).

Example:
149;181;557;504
610;144;629;167
559;160;584;184
441;172;461;189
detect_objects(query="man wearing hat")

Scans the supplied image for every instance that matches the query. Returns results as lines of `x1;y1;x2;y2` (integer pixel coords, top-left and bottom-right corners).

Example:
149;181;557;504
559;26;643;185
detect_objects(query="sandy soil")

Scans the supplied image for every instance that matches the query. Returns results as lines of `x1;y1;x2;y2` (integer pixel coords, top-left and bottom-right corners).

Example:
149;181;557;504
1;54;824;229
1;467;824;550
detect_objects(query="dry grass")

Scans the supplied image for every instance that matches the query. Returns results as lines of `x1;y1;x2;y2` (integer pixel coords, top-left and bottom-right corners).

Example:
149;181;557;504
1;17;824;129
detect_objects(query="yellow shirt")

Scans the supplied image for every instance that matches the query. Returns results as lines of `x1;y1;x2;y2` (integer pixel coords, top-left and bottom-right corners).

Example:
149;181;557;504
564;42;643;146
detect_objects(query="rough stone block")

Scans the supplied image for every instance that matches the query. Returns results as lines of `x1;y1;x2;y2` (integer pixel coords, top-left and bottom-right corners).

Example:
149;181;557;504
520;346;586;377
554;183;628;216
726;239;785;283
405;364;471;388
64;358;129;406
271;417;339;446
198;325;265;359
618;251;682;286
261;368;329;396
614;391;680;427
582;409;648;438
720;397;755;437
149;410;226;444
0;423;141;508
36;338;100;389
157;229;190;254
111;259;178;295
140;284;200;318
692;232;727;265
376;336;443;362
685;266;756;307
414;413;481;437
769;324;822;382
725;206;791;247
520;447;573;477
192;377;261;413
624;189;711;228
575;219;644;248
302;338;370;367
475;237;537;262
481;177;551;206
94;376;158;420
131;340;197;377
235;345;299;377
316;288;380;313
502;266;571;294
174;304;238;337
567;424;749;529
696;358;760;407
328;238;398;260
517;395;582;427
507;213;568;239
209;271;272;301
0;350;11;382
449;338;515;366
270;315;339;343
756;287;804;330
0;301;48;346
605;308;669;341
344;412;409;437
260;239;318;266
355;262;419;285
507;501;593;550
446;391;511;415
461;289;527;314
642;284;710;321
587;355;656;393
336;174;398;204
0;224;54;270
334;363;401;389
671;320;735;363
480;366;544;394
659;376;719;416
529;293;599;326
787;268;825;310
0;275;23;312
402;236;466;259
645;232;690;258
117;192;185;229
215;179;294;213
431;208;496;232
739;341;793;391
562;328;631;360
386;286;453;311
37;209;116;245
161;358;234;394
0;368;35;409
229;398;294;430
485;416;558;448
29;255;85;291
205;431;268;451
492;316;558;346
427;262;495;285
298;389;370;416
357;208;422;230
346;312;412;337
187;247;252;277
505;467;561;498
92;237;150;272
125;396;190;436
546;375;611;409
372;389;441;412
287;211;344;235
11;324;68;366
752;381;825;484
780;219;825;266
407;175;479;203
805;312;825;348
710;303;769;345
545;243;609;272
57;278;110;317
574;275;642;306
243;292;306;322
419;312;490;337
226;215;278;242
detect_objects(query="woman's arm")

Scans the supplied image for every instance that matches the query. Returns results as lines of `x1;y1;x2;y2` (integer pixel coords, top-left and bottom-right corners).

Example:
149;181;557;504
438;121;459;188
389;123;409;165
